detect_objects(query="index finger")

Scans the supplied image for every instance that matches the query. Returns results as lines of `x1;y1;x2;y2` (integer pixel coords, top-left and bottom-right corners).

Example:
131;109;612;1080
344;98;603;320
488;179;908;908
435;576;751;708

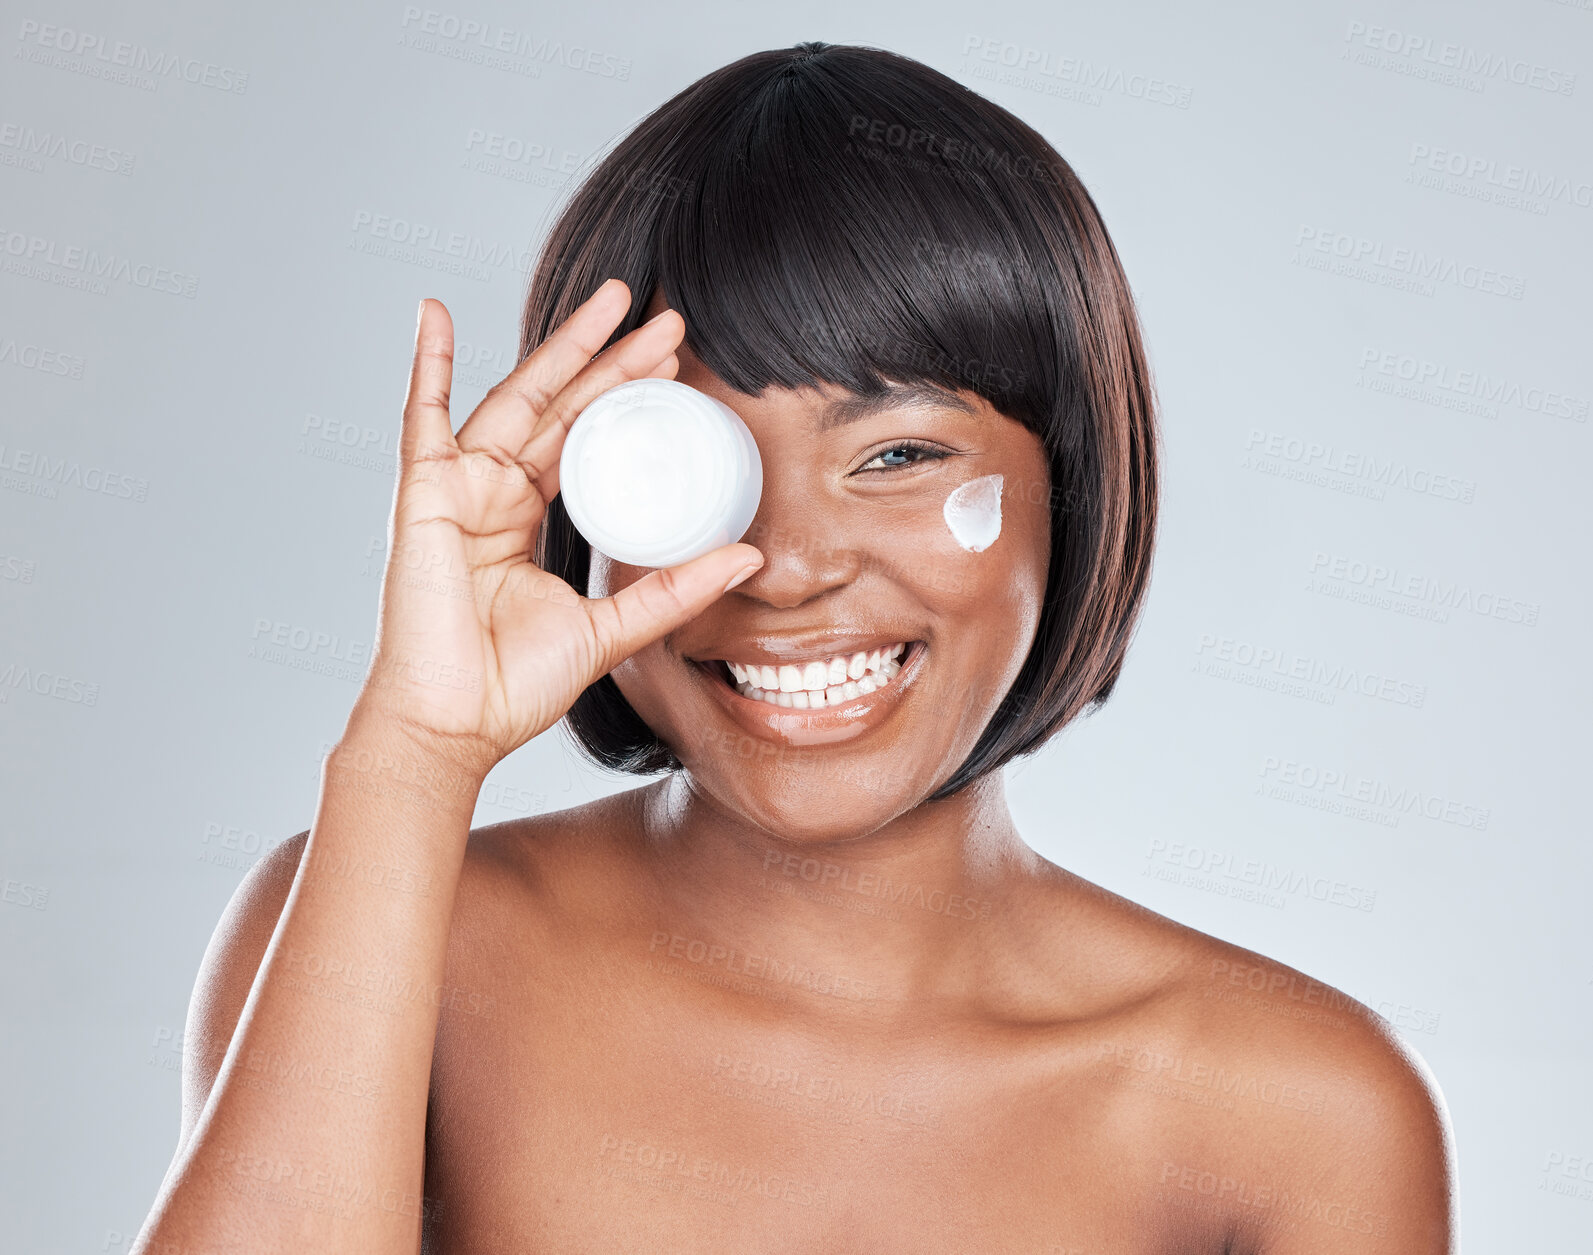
401;297;457;463
454;278;648;463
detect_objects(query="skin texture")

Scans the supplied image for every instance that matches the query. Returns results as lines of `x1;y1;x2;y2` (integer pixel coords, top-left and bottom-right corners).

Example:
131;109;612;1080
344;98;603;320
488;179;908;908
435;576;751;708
171;291;1456;1254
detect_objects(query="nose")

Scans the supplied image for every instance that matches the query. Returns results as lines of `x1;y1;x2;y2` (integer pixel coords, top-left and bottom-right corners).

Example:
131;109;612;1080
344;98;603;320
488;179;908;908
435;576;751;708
732;485;863;610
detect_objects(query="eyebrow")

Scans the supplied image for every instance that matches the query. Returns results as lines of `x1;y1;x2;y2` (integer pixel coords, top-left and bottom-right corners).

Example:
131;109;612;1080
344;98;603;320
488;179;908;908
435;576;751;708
817;382;978;431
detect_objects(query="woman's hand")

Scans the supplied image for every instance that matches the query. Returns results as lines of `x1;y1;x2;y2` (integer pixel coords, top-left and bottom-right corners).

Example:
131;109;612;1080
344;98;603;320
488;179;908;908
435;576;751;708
352;280;762;776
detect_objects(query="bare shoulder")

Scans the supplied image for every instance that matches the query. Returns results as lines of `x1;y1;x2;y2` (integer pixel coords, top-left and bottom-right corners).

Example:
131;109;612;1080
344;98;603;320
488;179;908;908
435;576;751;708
183;788;637;1126
1178;925;1454;1144
1184;934;1455;1251
1058;877;1456;1252
178;830;310;1155
453;786;642;901
177;793;636;1174
439;787;649;985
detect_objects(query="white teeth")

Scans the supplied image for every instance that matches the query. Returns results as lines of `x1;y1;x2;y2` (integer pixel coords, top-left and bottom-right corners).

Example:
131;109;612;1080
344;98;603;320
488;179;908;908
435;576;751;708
722;643;912;709
725;644;905;685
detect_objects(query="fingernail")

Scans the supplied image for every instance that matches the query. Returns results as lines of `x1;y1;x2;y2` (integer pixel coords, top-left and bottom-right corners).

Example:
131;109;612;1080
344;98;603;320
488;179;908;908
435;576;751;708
722;559;761;593
416;298;426;333
645;308;675;327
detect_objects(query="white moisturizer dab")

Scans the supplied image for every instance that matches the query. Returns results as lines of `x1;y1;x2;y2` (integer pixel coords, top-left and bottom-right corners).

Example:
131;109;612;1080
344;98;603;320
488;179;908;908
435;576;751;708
942;474;1004;553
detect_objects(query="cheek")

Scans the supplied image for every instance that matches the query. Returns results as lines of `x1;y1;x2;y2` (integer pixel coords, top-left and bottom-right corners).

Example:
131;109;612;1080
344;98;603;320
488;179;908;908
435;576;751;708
880;474;1045;609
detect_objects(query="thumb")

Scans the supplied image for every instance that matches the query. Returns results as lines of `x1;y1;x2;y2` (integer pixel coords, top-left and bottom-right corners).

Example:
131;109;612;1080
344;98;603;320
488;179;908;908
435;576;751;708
586;543;764;676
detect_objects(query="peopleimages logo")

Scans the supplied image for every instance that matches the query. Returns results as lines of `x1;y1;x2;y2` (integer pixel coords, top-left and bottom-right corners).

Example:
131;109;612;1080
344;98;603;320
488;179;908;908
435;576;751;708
0;443;150;501
0;661;101;706
761;848;996;922
1357;347;1589;423
847;114;1065;185
348;210;534;279
1259;756;1491;831
1295;225;1524;299
1242;428;1477;504
1342;20;1576;96
0;121;136;175
961;36;1194;108
1144;840;1377;912
14;19;250;93
0;225;199;298
398;8;632;79
1306;551;1540;627
0;337;86;379
1407;143;1593;212
1194;633;1427;708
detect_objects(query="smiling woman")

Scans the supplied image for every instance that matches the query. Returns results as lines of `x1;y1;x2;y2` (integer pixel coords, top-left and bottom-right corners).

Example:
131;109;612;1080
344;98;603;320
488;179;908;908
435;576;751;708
136;39;1455;1255
531;40;1159;802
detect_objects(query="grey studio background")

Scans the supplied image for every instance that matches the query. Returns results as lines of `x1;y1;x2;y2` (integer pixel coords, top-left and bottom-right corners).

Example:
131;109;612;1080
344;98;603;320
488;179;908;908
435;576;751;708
1;0;1589;1250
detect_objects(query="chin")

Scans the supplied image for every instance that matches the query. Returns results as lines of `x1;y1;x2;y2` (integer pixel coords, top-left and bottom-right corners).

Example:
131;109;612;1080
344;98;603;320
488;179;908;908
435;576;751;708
681;762;931;848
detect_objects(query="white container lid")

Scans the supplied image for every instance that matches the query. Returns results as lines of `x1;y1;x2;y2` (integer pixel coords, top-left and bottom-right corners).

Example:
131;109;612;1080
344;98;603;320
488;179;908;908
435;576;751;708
558;378;764;568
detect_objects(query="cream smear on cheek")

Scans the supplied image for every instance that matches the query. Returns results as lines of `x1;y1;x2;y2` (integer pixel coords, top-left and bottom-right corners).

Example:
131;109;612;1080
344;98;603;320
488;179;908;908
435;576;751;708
942;474;1004;552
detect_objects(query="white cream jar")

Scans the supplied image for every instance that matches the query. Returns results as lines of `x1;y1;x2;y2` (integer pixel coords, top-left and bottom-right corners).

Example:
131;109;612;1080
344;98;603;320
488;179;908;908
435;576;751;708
558;379;763;568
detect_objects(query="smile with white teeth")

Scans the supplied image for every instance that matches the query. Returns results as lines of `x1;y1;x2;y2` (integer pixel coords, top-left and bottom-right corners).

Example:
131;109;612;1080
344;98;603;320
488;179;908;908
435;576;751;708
722;643;907;709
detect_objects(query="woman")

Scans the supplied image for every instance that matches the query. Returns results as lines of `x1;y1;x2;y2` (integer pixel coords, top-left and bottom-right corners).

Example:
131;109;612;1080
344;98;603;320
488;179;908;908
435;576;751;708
136;41;1455;1254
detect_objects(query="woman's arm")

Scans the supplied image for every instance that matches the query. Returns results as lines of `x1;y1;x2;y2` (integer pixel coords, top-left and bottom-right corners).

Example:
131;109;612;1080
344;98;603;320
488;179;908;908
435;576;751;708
138;719;484;1253
130;283;763;1255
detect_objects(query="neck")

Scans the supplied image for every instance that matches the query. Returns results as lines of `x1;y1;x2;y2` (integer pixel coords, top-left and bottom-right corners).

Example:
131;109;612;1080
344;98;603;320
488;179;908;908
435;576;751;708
630;769;1049;1010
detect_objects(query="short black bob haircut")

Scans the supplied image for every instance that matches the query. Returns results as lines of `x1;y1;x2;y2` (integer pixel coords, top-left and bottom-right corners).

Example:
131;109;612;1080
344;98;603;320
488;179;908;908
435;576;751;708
525;40;1160;802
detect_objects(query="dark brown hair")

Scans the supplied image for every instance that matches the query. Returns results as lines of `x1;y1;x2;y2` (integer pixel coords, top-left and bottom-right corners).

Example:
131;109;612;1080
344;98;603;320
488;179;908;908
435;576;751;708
524;40;1160;801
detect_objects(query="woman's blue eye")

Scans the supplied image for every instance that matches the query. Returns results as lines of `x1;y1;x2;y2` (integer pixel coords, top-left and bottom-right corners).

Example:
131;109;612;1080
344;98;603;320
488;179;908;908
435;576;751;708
858;442;947;472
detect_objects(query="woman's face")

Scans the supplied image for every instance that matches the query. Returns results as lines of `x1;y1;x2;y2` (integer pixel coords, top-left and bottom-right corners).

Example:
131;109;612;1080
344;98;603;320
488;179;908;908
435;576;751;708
589;300;1053;843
